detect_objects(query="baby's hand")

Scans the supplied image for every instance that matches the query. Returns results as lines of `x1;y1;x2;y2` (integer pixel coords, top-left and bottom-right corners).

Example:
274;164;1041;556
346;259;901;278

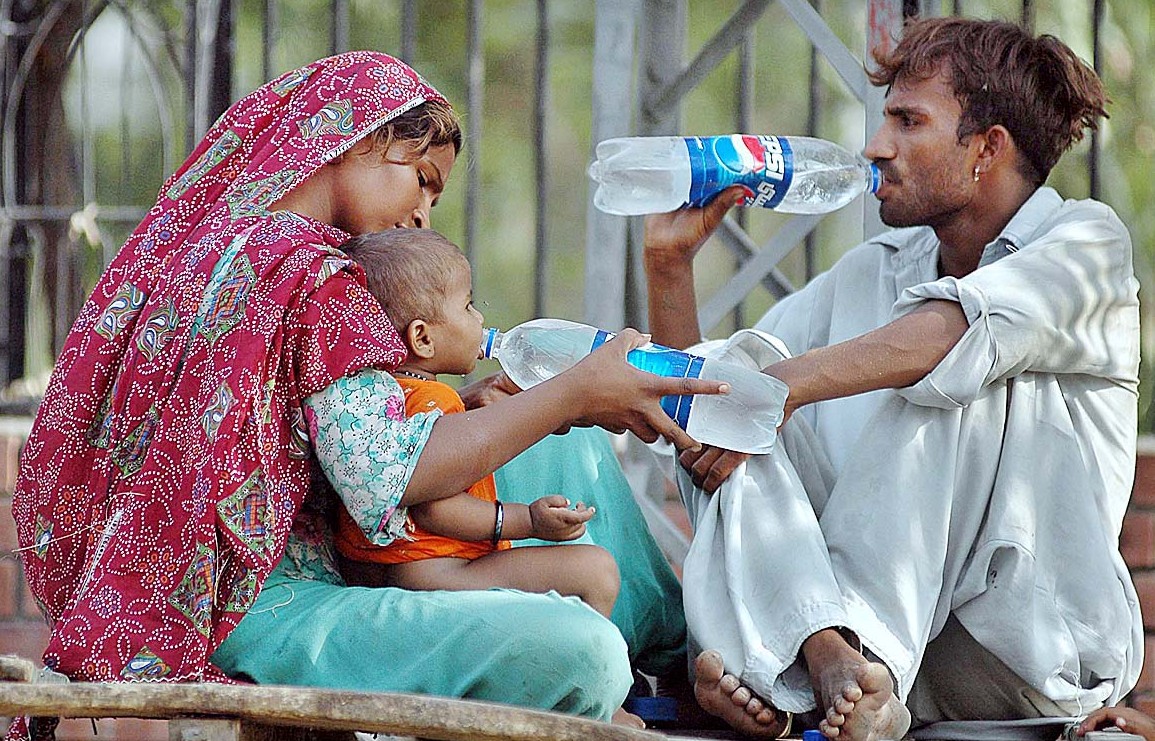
1077;706;1155;741
527;495;594;541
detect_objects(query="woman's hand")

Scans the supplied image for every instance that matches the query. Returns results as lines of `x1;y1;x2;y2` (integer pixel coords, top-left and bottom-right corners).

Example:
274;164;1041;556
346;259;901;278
527;495;593;541
1077;707;1155;740
563;329;728;451
679;445;750;494
458;371;521;410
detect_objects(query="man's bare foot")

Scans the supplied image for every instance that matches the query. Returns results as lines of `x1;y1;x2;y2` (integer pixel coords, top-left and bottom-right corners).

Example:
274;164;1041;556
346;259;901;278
693;649;787;738
612;707;646;729
803;629;910;741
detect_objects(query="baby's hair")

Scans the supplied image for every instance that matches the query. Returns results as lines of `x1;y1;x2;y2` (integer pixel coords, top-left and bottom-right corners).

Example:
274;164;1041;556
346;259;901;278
341;228;469;331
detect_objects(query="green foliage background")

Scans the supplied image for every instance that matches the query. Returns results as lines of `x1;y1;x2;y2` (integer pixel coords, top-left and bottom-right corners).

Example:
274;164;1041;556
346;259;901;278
58;0;1155;425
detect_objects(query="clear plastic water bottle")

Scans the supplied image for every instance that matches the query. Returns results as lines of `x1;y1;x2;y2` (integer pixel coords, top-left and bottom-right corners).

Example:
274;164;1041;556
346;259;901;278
588;134;881;216
480;318;788;454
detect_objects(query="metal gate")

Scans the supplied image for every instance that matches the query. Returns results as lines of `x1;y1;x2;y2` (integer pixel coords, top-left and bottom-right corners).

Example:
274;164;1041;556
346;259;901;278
0;0;1113;415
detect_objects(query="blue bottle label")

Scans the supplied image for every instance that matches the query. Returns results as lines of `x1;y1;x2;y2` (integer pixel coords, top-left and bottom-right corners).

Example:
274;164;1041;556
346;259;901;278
685;135;795;209
590;330;705;431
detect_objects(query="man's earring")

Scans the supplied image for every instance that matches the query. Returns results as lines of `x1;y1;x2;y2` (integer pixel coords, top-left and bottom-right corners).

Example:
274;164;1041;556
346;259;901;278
973;166;981;182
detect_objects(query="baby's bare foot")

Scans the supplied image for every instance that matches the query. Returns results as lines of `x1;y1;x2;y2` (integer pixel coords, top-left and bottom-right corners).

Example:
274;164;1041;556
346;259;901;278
693;650;786;738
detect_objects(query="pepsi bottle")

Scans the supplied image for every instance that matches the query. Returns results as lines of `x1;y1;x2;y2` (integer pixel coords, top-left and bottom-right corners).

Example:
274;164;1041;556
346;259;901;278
480;318;787;455
588;134;880;216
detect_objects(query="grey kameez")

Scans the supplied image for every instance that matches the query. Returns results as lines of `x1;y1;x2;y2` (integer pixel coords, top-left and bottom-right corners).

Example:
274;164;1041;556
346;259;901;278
678;188;1142;716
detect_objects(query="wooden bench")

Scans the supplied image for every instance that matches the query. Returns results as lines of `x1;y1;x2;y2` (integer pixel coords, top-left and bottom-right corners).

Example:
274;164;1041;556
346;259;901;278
0;655;677;741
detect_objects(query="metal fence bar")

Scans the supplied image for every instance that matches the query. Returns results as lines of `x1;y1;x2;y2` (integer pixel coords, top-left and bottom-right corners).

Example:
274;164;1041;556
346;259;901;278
118;6;178;176
262;0;276;81
733;28;754;331
331;0;348;55
804;0;822;281
80;4;94;207
182;0;195;152
1090;0;1102;199
632;0;685;327
464;0;483;265
779;0;868;102
583;0;636;330
864;0;905;239
400;0;416;64
1021;0;1035;32
699;215;819;331
533;0;549;317
642;0;772;127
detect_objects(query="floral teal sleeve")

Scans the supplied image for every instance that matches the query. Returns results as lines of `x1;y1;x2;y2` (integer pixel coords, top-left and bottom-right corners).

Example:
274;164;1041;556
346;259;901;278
303;368;440;546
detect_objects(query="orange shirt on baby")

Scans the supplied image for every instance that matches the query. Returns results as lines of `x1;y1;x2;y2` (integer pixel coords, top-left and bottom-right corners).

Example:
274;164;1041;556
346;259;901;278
335;374;512;564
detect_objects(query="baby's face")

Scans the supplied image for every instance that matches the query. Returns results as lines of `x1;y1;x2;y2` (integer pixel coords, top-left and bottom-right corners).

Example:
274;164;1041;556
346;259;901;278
422;261;484;376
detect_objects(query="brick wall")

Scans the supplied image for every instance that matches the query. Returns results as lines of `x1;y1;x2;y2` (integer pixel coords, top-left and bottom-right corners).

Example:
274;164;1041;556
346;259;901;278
1122;437;1155;714
2;425;1155;736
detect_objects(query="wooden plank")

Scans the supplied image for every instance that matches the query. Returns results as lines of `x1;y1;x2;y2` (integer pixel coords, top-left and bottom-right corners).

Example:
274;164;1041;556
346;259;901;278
169;718;362;741
0;656;36;683
0;682;666;741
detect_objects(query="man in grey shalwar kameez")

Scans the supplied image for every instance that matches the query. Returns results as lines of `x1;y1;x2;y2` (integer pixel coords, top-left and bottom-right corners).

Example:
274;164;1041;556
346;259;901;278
641;16;1141;741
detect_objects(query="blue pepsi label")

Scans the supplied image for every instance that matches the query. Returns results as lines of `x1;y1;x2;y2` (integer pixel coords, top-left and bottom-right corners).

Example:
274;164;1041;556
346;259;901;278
685;135;794;210
590;330;704;431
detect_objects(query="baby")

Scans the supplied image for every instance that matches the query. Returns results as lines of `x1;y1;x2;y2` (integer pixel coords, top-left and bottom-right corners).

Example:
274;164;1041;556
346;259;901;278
334;228;621;621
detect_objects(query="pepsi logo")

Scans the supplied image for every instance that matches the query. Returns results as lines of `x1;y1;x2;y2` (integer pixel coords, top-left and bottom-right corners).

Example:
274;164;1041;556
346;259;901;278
712;135;767;175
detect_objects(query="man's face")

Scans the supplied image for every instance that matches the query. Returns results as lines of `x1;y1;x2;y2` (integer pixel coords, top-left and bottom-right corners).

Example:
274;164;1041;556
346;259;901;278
864;70;979;229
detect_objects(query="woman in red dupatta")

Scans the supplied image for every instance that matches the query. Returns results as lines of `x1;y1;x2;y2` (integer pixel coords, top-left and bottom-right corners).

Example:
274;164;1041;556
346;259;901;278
11;51;718;739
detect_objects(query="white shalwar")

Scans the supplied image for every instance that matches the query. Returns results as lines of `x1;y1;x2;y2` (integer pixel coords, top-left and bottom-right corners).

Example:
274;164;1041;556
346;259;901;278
677;187;1143;717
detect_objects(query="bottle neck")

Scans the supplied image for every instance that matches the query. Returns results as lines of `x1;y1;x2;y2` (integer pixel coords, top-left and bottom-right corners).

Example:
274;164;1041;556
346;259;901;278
480;327;502;359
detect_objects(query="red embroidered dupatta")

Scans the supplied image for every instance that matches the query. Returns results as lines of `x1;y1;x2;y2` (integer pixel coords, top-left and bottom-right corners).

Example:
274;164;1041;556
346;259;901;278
12;51;445;684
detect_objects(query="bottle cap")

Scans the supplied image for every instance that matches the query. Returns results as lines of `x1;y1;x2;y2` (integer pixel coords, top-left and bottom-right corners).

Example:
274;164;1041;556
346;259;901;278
479;327;500;359
803;730;825;741
868;162;882;194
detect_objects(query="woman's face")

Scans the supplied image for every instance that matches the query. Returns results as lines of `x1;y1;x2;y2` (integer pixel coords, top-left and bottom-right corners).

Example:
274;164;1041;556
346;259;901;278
330;139;457;235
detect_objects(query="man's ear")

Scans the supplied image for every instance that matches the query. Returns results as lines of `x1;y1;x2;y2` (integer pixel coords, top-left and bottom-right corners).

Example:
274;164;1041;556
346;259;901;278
975;124;1014;175
406;319;436;359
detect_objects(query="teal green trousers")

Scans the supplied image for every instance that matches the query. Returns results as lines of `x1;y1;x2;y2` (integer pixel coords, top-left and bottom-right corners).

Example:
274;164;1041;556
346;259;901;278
212;428;686;720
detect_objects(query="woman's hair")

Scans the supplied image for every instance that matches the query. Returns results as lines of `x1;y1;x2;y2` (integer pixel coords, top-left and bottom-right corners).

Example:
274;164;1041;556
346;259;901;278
366;98;463;162
868;17;1108;185
341;228;469;331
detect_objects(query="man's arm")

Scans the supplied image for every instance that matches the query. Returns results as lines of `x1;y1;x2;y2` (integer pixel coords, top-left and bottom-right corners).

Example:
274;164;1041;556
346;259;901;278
643;188;744;349
769;300;968;417
680;300;967;492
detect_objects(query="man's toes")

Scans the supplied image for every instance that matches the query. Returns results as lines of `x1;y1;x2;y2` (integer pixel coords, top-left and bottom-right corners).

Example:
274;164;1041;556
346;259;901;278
833;695;855;715
730;685;752;707
754;708;778;725
826;707;846;727
719;673;741;695
695;650;726;684
746;696;764;716
819;719;841;738
840;681;864;704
